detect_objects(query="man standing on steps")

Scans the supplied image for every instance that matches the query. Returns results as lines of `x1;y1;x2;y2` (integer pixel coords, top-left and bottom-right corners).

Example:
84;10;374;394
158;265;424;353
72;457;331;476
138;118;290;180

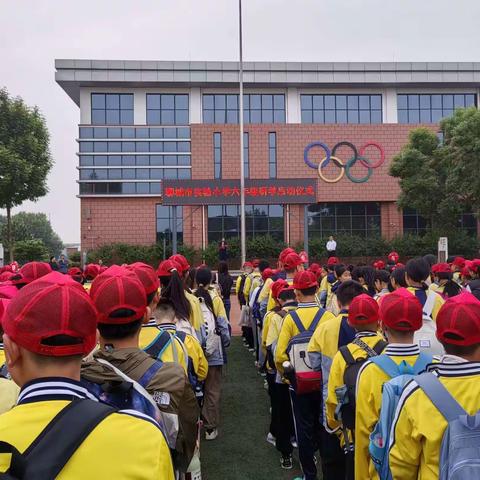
326;236;337;258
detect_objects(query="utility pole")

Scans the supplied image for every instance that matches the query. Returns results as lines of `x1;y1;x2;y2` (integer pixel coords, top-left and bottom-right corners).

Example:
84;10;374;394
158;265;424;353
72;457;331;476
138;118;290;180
239;0;246;265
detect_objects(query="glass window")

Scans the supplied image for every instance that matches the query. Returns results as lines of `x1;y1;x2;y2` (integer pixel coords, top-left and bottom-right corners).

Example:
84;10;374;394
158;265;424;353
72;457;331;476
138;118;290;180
79;127;94;138
207;205;284;243
301;94;382;124
268;132;277;179
156;205;183;245
397;93;477;124
403;208;477;236
308;202;381;238
214;132;222;179
146;94;189;125
91;93;133;125
202;94;286;124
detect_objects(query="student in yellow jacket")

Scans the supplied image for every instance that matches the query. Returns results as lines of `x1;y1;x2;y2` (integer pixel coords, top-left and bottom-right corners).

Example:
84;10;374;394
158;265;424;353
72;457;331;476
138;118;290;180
267;252;304;313
354;289;429;480
308;280;366;428
326;294;387;476
0;271;174;479
275;270;335;480
243;259;262;303
389;292;480;480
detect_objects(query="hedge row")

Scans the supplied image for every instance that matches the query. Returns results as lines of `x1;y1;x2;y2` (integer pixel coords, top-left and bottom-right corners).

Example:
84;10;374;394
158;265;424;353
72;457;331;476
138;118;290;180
85;231;479;269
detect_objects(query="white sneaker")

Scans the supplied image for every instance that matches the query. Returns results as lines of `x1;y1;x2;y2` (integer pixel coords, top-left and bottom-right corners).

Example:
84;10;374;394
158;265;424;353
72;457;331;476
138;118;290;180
205;428;218;441
266;433;276;446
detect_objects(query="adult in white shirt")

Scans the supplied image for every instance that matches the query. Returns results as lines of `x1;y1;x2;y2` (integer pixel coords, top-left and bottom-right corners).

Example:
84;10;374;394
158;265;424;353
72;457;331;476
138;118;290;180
326;235;337;257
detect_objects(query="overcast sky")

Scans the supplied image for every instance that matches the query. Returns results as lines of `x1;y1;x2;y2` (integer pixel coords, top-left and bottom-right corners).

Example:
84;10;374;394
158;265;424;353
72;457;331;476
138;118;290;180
1;0;479;243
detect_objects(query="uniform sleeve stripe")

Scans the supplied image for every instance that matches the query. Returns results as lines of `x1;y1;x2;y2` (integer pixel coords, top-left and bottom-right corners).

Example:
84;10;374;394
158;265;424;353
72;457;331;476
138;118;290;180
388;380;420;452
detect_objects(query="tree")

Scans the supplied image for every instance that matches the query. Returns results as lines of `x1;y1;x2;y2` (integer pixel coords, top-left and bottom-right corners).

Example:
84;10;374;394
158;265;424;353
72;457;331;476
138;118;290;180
440;107;480;218
0;212;63;255
13;239;48;264
389;127;462;233
0;88;53;261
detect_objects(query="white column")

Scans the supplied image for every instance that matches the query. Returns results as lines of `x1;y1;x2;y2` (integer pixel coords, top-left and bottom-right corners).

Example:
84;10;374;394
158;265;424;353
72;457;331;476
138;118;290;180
134;90;146;125
286;87;301;124
79;88;91;124
384;88;398;123
190;87;202;123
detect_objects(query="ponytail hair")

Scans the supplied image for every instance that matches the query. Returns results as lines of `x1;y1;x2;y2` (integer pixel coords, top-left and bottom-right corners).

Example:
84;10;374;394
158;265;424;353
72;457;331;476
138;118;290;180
195;267;216;319
159;270;191;321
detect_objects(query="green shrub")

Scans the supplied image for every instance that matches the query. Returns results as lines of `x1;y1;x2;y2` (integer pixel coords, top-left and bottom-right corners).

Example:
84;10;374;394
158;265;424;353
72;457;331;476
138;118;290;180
13;239;48;264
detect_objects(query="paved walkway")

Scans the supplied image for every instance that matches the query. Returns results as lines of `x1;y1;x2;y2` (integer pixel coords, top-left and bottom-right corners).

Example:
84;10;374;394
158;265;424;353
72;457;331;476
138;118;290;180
201;336;303;480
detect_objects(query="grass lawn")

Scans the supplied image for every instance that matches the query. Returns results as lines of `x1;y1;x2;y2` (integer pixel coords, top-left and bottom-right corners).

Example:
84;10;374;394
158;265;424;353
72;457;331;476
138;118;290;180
201;336;303;480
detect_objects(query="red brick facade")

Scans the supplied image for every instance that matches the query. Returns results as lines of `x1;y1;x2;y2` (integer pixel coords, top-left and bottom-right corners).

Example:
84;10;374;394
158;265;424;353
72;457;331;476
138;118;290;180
81;124;436;251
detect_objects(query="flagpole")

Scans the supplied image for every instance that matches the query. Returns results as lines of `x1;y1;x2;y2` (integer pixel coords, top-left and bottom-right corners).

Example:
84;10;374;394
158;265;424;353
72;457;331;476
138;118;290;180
239;0;246;265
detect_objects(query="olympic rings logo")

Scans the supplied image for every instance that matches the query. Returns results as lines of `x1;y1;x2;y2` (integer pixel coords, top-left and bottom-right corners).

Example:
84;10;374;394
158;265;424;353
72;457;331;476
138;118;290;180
303;141;385;184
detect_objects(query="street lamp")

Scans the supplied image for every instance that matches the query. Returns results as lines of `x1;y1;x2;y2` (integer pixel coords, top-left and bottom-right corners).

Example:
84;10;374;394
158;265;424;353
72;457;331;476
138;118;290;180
238;0;246;265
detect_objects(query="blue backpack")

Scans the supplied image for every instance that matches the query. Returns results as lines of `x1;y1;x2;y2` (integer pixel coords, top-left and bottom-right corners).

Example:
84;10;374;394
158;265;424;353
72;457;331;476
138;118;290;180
416;372;480;480
368;352;432;479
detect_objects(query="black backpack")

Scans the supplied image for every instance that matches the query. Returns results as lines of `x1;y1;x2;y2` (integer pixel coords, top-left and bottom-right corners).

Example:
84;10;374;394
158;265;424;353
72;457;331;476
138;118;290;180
0;399;115;479
336;338;387;432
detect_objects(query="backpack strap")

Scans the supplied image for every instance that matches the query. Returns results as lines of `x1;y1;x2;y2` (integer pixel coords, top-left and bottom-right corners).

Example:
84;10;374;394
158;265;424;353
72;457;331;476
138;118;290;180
415;372;466;422
289;311;306;333
3;399;115;480
176;330;187;343
353;338;386;357
339;345;356;366
373;340;388;355
370;355;402;379
144;330;172;360
308;309;325;333
138;361;164;389
412;352;433;374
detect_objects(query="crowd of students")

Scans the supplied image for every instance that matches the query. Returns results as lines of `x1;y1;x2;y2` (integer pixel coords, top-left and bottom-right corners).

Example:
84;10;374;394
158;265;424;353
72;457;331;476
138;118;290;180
0;249;480;479
237;249;480;480
0;255;230;479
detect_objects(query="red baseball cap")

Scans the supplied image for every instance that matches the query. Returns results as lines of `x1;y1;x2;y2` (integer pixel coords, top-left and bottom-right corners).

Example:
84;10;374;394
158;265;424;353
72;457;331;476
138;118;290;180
90;265;147;324
452;257;466;268
349;294;380;326
0;271;13;282
388;251;400;263
0;298;11;327
436;292;480;346
284;252;303;270
169;254;190;274
14;262;52;285
157;259;181;277
373;260;386;270
252;259;260;268
2;272;98;356
379;288;423;331
292;271;318;290
279;248;296;263
327;256;340;266
84;264;101;280
262;268;275;281
128;262;160;296
243;262;253;269
433;263;451;274
271;279;290;300
0;284;19;300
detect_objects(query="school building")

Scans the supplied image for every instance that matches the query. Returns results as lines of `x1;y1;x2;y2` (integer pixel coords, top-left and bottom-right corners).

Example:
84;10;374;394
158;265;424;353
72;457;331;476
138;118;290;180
55;60;480;252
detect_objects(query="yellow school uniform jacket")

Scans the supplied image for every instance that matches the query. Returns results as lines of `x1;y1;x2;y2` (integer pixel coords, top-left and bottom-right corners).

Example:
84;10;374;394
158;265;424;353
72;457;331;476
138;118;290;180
0;345;5;367
326;332;386;441
147;323;208;382
0;378;174;479
244;272;262;302
308;309;356;429
185;290;203;332
406;286;444;321
258;277;274;304
210;288;228;320
235;274;245;295
389;360;480;480
354;344;424;480
275;302;334;376
139;320;188;373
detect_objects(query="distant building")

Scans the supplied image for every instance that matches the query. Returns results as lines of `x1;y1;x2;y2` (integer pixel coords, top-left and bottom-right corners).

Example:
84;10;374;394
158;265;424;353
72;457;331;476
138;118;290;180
55;60;480;252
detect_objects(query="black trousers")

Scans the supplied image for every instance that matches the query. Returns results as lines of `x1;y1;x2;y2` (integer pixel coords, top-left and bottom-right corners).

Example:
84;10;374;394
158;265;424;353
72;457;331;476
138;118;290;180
291;389;346;480
244;326;254;349
327;250;337;258
275;383;294;457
